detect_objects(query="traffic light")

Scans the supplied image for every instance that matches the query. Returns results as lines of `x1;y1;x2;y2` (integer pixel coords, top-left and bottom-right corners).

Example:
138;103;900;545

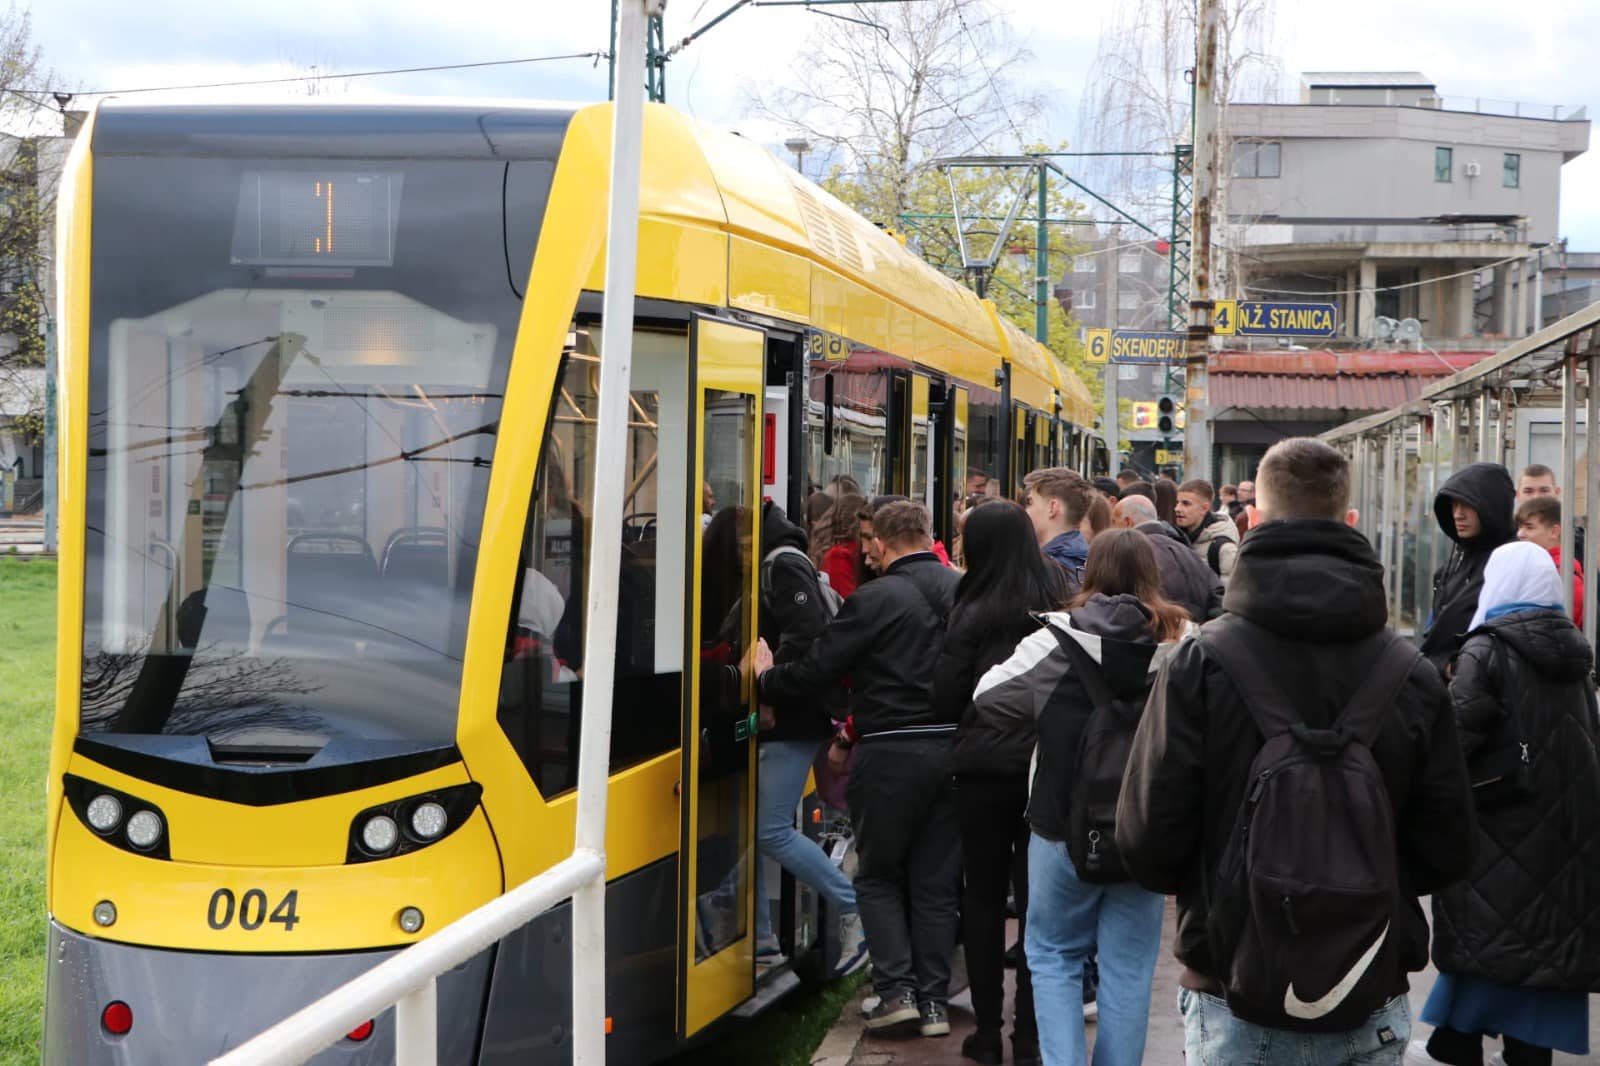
1157;394;1178;435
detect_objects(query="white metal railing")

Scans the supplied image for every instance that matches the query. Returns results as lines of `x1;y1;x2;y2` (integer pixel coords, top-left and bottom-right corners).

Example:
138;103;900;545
209;2;661;1063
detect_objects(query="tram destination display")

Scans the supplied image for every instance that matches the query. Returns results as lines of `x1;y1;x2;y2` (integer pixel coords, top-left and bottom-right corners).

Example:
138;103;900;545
231;170;402;267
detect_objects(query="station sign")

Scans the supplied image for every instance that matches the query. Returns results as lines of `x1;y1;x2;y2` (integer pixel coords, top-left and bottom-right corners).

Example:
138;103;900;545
1212;300;1338;338
1085;329;1185;366
1155;448;1178;466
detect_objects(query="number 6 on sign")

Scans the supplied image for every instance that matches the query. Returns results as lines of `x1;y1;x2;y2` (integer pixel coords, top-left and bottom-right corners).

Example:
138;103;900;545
1086;329;1111;365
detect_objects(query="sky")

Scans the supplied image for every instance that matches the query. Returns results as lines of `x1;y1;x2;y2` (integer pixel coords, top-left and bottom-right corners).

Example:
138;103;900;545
24;0;1600;246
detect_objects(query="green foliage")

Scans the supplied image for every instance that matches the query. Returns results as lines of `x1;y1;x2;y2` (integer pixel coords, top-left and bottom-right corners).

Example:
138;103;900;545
0;558;55;1062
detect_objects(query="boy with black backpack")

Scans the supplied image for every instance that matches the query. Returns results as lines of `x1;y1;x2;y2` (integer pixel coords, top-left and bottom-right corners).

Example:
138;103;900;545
1117;438;1475;1065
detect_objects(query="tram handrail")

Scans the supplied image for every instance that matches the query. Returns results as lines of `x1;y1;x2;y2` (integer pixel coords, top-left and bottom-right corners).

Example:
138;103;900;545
207;850;606;1066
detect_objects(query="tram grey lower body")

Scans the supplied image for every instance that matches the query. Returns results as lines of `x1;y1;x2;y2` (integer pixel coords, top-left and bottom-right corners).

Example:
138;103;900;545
44;857;680;1066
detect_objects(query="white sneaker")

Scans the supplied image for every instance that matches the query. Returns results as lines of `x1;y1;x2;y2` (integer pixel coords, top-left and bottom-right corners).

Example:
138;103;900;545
1404;1041;1445;1064
834;913;870;977
1083;999;1098;1022
859;994;881;1017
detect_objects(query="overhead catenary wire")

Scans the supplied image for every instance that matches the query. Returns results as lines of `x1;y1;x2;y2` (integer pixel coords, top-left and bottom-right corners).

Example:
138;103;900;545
12;51;606;99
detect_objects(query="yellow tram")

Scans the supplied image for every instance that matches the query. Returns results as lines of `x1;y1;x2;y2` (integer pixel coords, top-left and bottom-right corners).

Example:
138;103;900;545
46;98;1102;1064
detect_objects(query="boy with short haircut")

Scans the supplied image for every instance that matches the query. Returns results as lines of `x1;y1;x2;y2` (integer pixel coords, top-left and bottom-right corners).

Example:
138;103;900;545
1174;478;1240;583
1515;495;1584;627
1118;437;1475;1066
1022;468;1096;581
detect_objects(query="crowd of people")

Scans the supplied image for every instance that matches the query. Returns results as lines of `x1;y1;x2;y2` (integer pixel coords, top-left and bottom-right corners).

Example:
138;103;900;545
735;441;1599;1066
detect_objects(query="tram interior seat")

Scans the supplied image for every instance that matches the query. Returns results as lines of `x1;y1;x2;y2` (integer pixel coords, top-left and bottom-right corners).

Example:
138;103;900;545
282;531;378;638
381;526;449;587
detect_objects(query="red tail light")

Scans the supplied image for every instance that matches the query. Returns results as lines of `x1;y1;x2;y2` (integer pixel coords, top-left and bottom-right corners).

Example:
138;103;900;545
347;1020;374;1042
101;1001;133;1035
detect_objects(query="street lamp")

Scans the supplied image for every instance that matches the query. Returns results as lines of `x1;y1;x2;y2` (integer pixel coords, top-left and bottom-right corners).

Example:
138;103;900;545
784;136;812;175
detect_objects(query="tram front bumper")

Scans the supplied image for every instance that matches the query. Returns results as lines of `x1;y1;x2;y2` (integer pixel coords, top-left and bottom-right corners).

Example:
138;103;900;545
42;919;492;1066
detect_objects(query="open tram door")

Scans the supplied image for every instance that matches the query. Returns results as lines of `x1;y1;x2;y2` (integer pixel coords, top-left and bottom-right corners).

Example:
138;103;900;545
678;314;764;1036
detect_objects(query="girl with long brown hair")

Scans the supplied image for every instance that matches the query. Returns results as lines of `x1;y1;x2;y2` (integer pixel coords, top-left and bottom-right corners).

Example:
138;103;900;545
969;527;1193;1064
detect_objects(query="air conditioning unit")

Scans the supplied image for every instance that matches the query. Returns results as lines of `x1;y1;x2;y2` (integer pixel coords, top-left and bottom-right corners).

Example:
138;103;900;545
1464;161;1482;177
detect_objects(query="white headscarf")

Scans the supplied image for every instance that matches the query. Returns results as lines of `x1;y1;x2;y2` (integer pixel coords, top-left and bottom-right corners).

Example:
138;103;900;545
1468;540;1565;632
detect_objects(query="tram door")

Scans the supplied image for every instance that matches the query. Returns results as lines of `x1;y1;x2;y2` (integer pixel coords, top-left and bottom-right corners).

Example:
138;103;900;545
679;315;764;1036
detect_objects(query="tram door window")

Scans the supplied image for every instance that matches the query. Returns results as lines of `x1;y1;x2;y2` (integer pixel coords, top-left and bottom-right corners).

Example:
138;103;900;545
1014;407;1030;494
806;352;889;497
890;373;911;496
910;375;933;510
681;316;762;1034
968;386;1002;499
499;325;688;797
945;387;969;547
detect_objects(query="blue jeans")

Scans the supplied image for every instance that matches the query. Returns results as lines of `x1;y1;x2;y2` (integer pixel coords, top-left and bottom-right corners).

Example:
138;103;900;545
1178;987;1411;1065
755;739;856;943
1025;834;1164;1066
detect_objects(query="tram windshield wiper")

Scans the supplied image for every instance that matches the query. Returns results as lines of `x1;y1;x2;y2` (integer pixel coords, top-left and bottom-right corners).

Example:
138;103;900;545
207;728;328;766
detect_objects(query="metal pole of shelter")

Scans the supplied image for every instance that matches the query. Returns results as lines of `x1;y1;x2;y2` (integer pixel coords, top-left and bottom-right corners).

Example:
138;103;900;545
1183;0;1219;481
1560;347;1578;615
1035;165;1049;344
575;2;656;1062
1586;353;1599;648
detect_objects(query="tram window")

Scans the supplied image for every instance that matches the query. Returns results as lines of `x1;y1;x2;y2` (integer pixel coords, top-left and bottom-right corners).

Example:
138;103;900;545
498;326;688;797
967;387;1002;498
806;352;888;498
910;376;932;509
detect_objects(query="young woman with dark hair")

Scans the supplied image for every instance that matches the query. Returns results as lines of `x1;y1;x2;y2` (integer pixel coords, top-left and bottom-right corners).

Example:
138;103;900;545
970;528;1193;1065
1152;478;1179;528
935;501;1072;1065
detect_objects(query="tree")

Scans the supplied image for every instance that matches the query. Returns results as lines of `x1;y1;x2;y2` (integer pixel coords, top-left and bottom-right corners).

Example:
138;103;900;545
1074;0;1283;297
0;4;59;449
749;0;1103;410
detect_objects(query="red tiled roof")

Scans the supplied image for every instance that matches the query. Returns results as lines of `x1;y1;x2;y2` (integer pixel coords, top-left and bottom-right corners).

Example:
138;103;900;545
1208;349;1494;412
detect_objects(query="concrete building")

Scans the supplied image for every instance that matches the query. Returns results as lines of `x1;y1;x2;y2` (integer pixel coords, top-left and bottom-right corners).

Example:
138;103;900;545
1226;72;1589;344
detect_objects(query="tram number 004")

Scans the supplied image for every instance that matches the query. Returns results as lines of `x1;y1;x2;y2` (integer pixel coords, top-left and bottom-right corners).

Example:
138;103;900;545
207;888;301;932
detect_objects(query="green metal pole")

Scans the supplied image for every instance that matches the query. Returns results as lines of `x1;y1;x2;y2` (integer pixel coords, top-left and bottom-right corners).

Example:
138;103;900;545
608;0;618;100
1035;164;1048;343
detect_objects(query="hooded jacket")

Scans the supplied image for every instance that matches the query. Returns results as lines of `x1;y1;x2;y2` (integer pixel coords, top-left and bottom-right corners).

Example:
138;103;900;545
1138;520;1224;622
1421;462;1516;673
969;595;1187;841
756;502;837;742
1116;519;1476;995
1184;509;1241;583
1433;608;1600;991
1042;530;1089;583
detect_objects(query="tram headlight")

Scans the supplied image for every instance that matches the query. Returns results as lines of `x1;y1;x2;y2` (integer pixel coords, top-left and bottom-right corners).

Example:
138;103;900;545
86;794;123;833
398;906;425;934
125;810;164;851
93;900;118;927
361;815;400;854
409;802;448;841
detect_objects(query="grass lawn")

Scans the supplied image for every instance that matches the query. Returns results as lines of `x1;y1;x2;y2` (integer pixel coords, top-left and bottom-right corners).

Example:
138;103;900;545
0;558;55;1063
671;970;866;1066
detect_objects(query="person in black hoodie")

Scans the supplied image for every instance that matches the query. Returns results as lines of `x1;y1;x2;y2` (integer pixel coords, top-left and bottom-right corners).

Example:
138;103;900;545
970;528;1194;1065
1421;462;1516;675
757;500;963;1038
1117;437;1475;1065
1112;493;1224;622
935;501;1071;1066
1412;541;1600;1066
751;502;867;975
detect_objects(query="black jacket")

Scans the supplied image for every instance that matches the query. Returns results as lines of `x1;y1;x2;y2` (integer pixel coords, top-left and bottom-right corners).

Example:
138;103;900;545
757;503;837;742
939;606;1042;777
1138;520;1224;622
1433;608;1600;991
1421;463;1516;673
759;551;960;740
1116;518;1476;991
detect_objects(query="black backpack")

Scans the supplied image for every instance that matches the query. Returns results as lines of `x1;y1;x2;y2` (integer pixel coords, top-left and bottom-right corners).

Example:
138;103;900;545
1051;628;1151;884
1200;622;1419;1032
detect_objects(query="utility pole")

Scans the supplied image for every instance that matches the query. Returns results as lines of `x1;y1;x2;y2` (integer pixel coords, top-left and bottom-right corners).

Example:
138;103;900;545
1184;0;1220;481
1104;224;1121;466
1035;165;1049;344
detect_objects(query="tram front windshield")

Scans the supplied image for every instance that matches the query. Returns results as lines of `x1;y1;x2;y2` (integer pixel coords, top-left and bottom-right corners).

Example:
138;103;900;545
80;155;541;763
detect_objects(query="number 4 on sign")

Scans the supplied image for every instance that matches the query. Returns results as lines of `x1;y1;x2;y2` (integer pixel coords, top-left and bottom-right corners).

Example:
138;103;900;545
1213;300;1237;337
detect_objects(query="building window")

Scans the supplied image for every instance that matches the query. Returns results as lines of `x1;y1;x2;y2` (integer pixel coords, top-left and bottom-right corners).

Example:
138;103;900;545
1231;140;1281;178
1503;153;1521;188
1118;253;1141;274
1435;146;1453;182
1075;289;1096;309
1073;255;1097;274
